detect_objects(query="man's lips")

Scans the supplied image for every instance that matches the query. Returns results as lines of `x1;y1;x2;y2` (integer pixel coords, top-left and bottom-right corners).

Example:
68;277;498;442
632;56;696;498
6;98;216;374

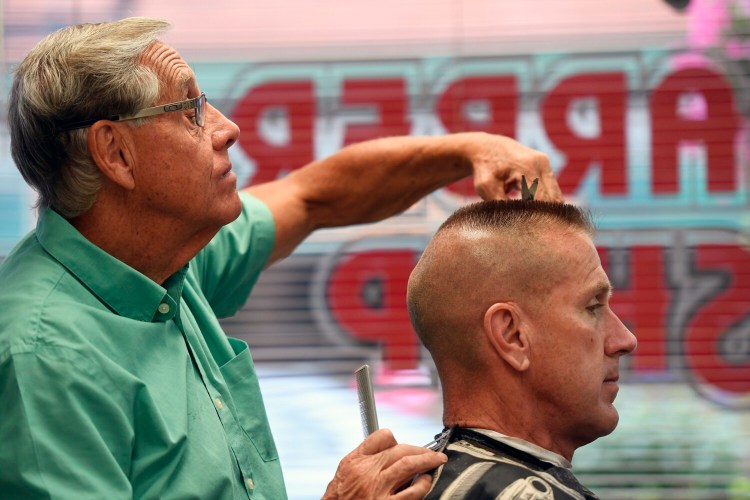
604;374;619;383
220;164;233;178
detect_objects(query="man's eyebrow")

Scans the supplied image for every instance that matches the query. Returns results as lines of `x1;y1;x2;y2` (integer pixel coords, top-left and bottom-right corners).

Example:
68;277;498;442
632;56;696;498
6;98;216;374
177;73;194;97
590;280;614;300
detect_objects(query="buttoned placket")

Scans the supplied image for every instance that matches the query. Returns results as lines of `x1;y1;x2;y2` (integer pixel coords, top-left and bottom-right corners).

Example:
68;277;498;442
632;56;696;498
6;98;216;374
175;305;258;498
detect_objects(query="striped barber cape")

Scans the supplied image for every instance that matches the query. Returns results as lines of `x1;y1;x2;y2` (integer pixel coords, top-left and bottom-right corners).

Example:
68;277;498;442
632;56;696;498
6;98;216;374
425;428;599;500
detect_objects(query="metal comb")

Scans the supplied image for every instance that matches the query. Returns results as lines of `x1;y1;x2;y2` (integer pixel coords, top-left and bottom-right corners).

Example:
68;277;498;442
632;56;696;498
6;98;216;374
354;364;379;438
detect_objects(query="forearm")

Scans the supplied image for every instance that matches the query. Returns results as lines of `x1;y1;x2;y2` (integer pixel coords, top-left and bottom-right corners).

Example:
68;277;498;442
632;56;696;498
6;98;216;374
243;132;559;265
286;134;475;230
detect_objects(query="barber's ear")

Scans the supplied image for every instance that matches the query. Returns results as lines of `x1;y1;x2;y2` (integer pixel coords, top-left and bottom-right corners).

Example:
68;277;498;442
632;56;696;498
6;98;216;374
483;302;530;372
87;121;136;190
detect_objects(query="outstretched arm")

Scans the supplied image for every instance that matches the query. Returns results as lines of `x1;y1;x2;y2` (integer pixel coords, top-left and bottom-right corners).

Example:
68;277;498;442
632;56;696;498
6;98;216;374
244;132;562;266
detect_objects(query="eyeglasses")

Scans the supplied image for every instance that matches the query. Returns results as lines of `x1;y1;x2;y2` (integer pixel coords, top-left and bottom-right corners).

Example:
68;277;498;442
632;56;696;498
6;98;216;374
56;92;207;132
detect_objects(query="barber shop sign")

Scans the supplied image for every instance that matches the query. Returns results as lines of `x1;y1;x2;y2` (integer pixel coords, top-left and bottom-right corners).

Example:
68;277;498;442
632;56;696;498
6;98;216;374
224;49;750;408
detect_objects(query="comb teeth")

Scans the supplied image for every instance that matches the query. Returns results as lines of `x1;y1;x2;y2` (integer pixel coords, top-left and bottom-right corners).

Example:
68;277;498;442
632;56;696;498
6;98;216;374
355;365;379;438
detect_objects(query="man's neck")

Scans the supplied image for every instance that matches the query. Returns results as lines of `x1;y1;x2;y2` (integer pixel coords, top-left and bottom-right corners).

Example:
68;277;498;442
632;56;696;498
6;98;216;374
70;201;218;285
442;386;577;462
462;428;572;468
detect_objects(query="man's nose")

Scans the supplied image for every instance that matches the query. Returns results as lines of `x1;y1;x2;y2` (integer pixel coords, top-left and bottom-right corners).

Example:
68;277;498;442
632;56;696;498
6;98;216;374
606;310;638;356
208;103;240;150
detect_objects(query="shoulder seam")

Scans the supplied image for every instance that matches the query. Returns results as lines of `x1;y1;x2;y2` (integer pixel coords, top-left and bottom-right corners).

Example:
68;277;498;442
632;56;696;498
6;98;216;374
0;269;68;365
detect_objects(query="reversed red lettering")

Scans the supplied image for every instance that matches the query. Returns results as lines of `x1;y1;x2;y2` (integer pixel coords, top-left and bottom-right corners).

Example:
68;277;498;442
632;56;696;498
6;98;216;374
232;81;315;186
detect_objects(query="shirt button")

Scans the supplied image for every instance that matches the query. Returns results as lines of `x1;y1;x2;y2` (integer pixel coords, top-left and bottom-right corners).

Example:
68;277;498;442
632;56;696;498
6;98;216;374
215;397;223;410
246;478;254;490
158;303;170;314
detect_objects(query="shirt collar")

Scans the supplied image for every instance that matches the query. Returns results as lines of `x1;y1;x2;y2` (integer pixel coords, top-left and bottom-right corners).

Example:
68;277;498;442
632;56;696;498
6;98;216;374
36;208;188;323
468;428;573;468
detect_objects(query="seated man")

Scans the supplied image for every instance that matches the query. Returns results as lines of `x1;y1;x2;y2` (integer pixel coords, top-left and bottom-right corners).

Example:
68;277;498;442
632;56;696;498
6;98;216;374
407;200;638;500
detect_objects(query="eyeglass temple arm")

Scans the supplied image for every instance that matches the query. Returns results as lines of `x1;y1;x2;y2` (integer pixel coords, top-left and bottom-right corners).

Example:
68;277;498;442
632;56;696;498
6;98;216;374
118;100;199;121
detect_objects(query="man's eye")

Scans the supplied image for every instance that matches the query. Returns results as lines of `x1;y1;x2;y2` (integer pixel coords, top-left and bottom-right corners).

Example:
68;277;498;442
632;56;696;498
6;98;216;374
586;303;604;314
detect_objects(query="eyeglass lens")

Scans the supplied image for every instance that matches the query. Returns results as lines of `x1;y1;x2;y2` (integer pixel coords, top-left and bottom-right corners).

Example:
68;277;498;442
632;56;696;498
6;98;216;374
197;94;205;127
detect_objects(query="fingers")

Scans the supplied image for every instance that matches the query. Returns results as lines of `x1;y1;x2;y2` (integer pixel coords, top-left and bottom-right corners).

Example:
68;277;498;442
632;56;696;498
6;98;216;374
358;430;446;477
537;178;564;202
357;428;398;456
380;446;447;488
503;176;522;200
392;473;435;500
324;431;447;500
511;151;562;203
530;152;563;202
476;154;563;202
469;134;564;202
535;168;564;203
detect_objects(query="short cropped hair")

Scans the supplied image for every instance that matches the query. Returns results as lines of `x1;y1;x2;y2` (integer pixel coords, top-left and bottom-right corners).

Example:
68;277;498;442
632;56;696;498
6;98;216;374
407;200;594;360
8;17;169;218
437;199;594;237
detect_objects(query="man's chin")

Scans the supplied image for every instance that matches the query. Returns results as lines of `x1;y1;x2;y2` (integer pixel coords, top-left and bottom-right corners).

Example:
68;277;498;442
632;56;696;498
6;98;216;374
582;404;620;444
598;406;620;437
220;194;243;225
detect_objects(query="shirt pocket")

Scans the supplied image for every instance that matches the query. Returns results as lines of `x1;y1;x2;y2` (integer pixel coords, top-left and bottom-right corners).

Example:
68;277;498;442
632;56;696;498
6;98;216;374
219;337;279;462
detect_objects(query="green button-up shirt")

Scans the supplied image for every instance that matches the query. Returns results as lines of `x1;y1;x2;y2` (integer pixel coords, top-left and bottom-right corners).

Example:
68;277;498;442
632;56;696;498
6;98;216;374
0;193;287;499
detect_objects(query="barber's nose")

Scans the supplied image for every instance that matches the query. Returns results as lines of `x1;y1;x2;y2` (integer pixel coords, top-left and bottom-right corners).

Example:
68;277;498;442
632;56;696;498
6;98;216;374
208;103;240;150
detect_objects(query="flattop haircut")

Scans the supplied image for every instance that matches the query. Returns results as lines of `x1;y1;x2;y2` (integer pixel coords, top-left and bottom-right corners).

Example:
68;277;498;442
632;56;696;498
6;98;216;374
8;17;169;218
407;200;594;367
437;199;594;237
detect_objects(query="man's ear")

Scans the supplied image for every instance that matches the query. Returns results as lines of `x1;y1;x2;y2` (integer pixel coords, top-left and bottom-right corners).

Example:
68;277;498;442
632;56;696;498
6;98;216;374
483;302;530;372
87;121;136;190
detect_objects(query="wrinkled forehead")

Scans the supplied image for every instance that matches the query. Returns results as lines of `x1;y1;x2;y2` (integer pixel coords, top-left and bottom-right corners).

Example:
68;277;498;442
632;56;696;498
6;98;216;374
139;41;197;100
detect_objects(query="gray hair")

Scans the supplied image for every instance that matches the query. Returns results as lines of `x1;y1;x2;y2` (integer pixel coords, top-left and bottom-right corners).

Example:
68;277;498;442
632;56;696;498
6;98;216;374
8;17;170;218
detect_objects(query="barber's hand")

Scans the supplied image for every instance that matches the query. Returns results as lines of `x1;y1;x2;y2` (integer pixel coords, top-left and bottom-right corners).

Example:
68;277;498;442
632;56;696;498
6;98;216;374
461;132;564;202
322;428;447;500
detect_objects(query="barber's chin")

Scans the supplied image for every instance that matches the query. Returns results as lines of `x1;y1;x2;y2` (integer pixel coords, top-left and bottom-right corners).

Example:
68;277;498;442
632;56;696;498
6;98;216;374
213;193;242;226
226;196;243;221
218;172;237;194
